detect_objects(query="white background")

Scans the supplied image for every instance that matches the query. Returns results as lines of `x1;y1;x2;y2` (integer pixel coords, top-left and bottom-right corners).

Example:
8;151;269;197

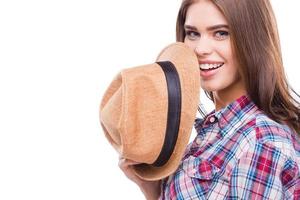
0;0;299;199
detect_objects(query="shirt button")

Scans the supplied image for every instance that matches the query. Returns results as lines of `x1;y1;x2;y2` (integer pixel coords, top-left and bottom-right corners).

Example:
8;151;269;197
209;116;216;123
195;137;202;145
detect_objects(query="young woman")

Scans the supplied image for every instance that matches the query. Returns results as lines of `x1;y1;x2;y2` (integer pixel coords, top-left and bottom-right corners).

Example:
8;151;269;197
119;0;300;199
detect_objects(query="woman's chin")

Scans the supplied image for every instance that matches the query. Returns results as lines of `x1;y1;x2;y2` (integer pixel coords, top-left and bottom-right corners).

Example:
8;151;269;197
201;85;218;92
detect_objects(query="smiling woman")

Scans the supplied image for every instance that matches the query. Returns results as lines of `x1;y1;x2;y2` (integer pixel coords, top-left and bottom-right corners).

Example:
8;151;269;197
182;1;245;109
177;0;300;123
1;0;299;199
114;0;300;199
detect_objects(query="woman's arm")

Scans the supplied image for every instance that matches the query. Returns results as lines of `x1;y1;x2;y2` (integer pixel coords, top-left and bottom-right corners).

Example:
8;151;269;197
118;158;161;200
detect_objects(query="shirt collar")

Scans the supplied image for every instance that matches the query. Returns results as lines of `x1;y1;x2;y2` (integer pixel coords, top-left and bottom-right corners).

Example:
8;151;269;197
195;95;259;137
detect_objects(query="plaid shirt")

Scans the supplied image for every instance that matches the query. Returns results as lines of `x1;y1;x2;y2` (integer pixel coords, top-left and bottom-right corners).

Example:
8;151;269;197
160;95;300;199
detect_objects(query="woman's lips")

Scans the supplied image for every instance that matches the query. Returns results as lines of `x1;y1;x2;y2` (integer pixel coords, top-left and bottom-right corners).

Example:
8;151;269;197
199;63;224;78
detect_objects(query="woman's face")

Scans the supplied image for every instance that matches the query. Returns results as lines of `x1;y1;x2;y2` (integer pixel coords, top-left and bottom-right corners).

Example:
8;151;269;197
184;0;245;99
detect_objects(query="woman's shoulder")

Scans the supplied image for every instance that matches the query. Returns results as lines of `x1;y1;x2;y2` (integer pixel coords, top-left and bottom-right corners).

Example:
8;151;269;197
254;112;296;140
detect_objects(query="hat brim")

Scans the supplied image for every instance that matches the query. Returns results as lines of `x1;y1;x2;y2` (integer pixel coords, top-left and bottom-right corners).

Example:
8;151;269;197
133;42;200;181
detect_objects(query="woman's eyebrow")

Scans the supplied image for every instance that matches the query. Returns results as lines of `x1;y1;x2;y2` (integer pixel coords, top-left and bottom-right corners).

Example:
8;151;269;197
184;24;229;31
207;24;229;31
184;25;198;30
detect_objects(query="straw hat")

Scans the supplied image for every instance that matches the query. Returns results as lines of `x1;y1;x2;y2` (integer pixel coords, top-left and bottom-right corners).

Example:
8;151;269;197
99;42;200;180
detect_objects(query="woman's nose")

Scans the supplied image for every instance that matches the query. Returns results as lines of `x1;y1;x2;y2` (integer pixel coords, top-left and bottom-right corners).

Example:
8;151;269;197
194;38;213;56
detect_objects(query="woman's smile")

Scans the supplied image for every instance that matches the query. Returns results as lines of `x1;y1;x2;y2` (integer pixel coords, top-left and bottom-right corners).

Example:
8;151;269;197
199;63;224;79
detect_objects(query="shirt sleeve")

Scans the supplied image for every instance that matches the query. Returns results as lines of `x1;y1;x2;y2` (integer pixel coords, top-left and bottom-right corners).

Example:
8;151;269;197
228;141;300;199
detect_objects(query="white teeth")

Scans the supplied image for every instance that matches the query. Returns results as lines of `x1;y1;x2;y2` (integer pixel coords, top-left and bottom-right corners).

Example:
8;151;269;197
199;63;223;70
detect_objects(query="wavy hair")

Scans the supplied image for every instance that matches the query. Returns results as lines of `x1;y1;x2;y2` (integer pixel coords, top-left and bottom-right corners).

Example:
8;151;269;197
176;0;300;133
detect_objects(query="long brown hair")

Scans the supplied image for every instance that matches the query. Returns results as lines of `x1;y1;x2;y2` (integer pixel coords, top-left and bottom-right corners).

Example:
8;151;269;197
176;0;300;134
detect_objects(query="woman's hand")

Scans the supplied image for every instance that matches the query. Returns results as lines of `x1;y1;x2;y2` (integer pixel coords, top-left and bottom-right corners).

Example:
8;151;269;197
118;157;161;200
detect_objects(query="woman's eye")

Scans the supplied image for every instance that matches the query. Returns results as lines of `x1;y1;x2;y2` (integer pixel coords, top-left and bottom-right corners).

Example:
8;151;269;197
185;30;199;40
215;30;229;40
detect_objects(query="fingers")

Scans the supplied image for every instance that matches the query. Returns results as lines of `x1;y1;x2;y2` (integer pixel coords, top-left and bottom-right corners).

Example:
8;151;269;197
118;156;141;167
118;157;144;185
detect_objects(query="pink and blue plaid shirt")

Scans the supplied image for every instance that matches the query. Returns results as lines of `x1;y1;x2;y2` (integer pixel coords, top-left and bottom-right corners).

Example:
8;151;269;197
160;95;300;199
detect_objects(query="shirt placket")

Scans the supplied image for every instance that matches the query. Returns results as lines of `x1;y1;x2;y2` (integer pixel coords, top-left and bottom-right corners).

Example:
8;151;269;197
192;115;220;157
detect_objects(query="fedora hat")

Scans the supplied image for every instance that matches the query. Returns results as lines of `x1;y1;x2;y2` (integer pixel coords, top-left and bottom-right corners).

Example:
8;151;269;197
99;42;200;180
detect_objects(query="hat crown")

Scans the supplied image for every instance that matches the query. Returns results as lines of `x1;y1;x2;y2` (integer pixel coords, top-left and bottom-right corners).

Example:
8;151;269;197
100;64;168;163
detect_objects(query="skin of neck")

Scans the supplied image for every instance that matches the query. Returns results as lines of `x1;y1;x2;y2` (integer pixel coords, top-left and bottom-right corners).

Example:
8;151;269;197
212;78;247;111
